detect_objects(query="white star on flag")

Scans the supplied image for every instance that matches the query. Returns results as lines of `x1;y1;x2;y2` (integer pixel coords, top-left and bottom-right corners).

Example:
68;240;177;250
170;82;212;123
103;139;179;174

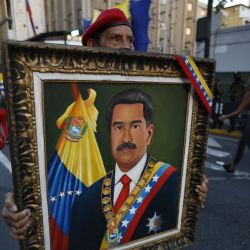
75;190;81;195
145;184;152;193
152;175;159;182
129;206;137;215
67;191;73;195
209;101;212;106
59;192;65;198
122;219;129;228
195;76;199;82
137;196;143;203
185;59;189;64
50;196;56;202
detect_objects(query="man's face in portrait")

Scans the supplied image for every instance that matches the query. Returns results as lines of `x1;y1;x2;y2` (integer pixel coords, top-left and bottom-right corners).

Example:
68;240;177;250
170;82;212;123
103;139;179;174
87;25;134;50
111;103;154;172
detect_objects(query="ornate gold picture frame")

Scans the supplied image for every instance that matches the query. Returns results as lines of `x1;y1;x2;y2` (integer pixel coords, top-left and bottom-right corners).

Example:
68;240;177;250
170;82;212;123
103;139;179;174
2;41;215;250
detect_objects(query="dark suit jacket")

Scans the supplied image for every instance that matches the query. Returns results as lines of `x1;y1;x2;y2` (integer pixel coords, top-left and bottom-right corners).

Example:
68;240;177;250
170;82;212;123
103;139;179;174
69;159;180;250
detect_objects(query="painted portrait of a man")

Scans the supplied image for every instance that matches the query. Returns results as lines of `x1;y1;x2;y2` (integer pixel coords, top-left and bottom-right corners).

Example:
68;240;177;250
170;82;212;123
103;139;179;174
68;88;180;249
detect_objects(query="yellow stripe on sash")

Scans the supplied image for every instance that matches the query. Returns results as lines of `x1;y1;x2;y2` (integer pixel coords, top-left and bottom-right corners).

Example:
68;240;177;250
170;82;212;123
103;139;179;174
146;161;165;184
187;56;213;100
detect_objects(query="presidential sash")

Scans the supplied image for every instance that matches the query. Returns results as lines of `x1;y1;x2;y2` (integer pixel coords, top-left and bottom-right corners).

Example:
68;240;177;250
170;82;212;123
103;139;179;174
100;157;176;249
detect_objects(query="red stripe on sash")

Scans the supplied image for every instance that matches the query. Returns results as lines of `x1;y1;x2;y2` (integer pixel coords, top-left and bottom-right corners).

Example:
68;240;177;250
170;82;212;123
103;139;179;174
175;55;211;113
121;165;176;243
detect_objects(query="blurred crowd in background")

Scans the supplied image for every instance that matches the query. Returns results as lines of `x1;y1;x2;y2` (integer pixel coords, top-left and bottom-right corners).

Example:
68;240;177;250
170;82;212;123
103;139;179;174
211;72;249;131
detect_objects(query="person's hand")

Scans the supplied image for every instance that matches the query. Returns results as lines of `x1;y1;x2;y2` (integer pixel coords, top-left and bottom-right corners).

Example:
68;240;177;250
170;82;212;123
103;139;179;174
218;115;227;121
195;175;208;208
2;192;31;240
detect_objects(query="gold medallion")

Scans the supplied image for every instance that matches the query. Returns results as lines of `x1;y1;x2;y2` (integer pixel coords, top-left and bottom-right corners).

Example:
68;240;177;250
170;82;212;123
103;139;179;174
102;197;110;205
102;187;110;195
104;204;112;212
149;160;155;168
105;212;113;220
104;178;112;186
108;218;117;229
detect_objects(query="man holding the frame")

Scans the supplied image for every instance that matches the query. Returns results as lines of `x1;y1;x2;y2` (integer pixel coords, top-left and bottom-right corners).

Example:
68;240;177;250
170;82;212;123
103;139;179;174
2;8;208;242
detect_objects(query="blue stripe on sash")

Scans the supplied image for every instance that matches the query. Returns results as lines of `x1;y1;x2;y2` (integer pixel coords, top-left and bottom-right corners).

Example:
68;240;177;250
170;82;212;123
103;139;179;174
117;163;170;241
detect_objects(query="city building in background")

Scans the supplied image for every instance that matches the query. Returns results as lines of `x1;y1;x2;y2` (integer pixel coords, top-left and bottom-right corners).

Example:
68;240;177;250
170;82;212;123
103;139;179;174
221;4;250;28
0;0;208;58
43;0;199;55
196;5;250;98
197;1;207;19
0;0;46;67
160;0;198;55
44;0;87;39
0;0;45;41
147;0;198;55
1;0;250;90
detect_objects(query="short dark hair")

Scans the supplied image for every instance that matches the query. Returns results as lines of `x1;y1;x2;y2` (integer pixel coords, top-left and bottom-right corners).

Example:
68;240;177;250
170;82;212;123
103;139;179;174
106;89;154;131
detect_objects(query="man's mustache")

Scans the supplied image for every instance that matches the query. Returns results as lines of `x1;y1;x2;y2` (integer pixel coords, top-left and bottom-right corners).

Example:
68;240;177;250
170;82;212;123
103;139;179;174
116;142;137;151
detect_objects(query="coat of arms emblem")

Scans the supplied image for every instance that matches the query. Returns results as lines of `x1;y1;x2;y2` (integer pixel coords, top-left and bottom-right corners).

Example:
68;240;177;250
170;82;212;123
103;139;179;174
65;116;88;142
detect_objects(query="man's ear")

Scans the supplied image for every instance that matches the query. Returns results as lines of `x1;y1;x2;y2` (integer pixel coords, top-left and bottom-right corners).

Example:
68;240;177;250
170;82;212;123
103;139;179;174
86;39;97;47
146;124;154;146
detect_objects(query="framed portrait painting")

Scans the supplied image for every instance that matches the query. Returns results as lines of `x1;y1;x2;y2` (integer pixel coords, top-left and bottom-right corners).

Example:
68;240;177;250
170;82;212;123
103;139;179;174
2;41;215;250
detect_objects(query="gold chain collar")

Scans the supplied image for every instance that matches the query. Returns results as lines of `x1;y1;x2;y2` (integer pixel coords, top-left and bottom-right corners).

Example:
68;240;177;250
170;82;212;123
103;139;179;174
101;157;157;234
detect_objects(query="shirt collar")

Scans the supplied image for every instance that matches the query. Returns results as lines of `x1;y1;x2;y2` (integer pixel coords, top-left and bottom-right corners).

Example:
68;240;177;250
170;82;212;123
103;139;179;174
114;153;147;185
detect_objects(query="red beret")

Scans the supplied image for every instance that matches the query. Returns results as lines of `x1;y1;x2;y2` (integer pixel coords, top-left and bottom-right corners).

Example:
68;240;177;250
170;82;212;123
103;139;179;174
82;8;131;46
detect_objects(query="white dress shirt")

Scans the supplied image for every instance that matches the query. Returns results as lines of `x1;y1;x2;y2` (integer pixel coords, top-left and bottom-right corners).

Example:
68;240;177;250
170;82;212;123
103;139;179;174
113;153;147;205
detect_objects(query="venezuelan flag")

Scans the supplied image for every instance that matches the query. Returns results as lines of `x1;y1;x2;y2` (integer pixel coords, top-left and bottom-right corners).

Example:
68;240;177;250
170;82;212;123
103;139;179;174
115;0;130;19
130;0;151;51
114;0;151;51
48;89;106;250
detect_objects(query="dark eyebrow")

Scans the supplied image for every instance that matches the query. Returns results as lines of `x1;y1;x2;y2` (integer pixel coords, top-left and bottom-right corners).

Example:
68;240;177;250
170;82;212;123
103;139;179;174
112;121;124;127
130;120;142;125
110;33;122;38
112;120;142;127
